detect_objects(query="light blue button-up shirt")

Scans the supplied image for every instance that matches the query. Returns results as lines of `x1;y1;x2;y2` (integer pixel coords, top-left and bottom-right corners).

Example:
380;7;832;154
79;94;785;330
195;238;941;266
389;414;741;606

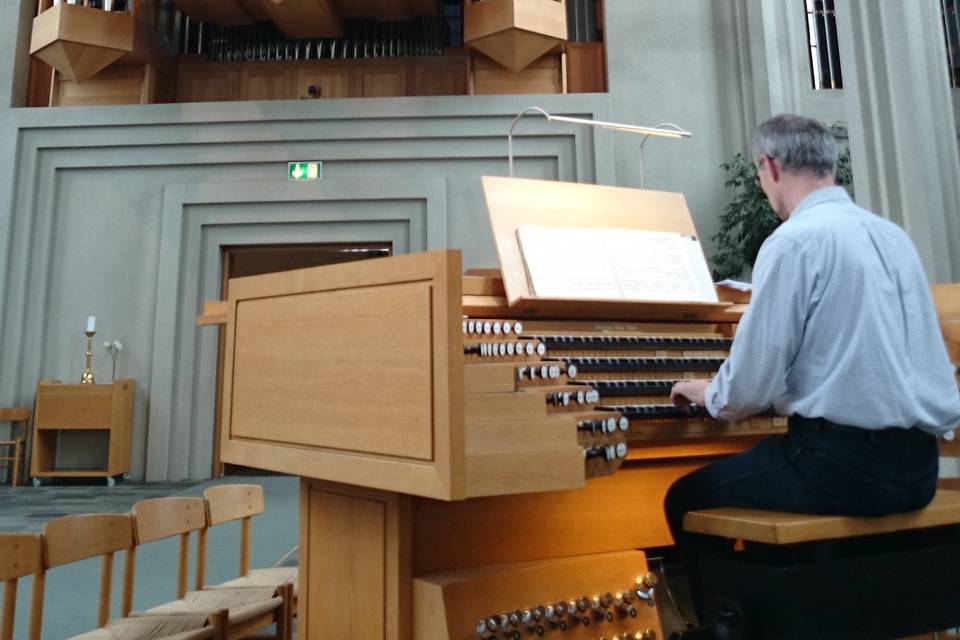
705;186;960;435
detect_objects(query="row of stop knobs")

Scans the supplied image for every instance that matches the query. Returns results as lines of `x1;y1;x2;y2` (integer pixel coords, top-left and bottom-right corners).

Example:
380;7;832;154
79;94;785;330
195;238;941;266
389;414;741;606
474;574;658;638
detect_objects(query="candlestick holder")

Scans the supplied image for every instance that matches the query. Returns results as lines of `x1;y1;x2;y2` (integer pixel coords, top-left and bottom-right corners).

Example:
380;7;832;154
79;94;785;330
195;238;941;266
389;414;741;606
80;330;95;384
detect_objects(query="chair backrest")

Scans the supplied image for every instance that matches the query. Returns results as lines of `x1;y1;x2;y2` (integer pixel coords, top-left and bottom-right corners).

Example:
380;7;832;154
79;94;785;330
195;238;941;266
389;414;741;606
204;485;265;525
42;514;135;629
131;497;206;599
0;408;30;434
202;485;265;584
0;533;43;640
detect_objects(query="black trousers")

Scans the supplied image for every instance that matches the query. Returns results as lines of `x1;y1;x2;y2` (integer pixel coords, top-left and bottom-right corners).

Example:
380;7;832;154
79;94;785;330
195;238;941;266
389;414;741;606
663;415;939;620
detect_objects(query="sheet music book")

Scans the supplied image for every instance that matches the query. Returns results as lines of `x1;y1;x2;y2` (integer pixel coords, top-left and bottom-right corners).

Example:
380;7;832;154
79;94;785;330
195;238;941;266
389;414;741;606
516;225;719;303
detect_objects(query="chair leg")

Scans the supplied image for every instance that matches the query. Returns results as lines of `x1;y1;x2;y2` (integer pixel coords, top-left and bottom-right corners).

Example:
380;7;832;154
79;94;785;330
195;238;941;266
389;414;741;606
275;583;292;640
209;609;228;640
11;440;21;488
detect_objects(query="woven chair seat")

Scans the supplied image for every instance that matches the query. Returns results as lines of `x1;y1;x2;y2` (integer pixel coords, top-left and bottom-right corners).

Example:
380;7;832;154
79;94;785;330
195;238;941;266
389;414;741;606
67;614;214;640
135;587;281;626
216;567;298;598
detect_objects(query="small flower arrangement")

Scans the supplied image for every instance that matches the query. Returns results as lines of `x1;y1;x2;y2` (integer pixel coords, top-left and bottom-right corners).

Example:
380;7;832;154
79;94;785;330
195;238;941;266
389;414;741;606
103;340;123;381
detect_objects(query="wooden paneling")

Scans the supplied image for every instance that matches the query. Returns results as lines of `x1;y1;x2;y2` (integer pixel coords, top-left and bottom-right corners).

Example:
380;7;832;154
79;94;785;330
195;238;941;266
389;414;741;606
360;66;407;97
411;461;704;574
294;67;350;99
177;63;241;102
26;58;53;107
411;57;469;96
235;0;271;20
471;52;563;94
300;479;411;640
34;384;115;428
239;66;293;101
53;64;146;106
178;56;470;103
142;63;177;103
230;282;436;460
220;251;466;501
413;551;662;640
566;41;606;93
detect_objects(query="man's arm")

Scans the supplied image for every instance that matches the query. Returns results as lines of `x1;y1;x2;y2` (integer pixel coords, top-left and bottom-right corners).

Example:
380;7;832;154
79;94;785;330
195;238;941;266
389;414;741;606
702;234;813;421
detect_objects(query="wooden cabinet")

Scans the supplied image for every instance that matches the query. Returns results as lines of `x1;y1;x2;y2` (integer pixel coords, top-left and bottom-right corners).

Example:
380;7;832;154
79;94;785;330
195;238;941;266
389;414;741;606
30;380;134;486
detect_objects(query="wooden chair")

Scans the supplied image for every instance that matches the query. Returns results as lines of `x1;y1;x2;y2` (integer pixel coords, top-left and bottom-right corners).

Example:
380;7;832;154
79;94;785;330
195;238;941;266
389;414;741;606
40;513;219;640
0;408;30;487
678;489;960;639
200;485;298;611
129;497;292;640
1;533;43;640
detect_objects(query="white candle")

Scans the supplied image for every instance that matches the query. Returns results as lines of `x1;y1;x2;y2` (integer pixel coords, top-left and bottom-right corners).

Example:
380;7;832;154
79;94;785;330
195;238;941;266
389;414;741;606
86;316;96;333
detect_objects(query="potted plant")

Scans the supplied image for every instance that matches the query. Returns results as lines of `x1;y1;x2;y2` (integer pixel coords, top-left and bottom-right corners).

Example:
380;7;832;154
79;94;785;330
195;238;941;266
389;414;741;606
710;130;853;281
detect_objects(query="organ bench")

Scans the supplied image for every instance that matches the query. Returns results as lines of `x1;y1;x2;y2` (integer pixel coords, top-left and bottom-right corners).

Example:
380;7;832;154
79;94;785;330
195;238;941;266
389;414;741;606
678;489;960;640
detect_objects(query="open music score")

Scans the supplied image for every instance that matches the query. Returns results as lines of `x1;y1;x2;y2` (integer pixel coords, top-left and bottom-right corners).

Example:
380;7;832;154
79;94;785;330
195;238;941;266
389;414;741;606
516;225;718;303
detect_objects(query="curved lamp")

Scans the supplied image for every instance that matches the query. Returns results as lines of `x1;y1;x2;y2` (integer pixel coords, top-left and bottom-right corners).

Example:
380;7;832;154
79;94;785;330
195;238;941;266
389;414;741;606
507;106;692;183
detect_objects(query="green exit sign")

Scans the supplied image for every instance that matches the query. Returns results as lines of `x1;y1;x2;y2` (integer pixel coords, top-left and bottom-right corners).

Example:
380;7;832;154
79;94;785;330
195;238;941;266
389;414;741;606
287;161;323;181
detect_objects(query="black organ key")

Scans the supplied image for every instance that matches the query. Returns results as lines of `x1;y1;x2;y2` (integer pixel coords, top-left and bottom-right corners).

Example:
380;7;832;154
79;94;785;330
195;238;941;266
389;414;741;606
601;404;712;418
585;379;681;396
563;357;726;373
532;335;733;351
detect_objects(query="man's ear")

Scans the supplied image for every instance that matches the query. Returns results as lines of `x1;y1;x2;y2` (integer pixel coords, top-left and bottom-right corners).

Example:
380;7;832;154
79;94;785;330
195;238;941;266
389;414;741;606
768;156;781;183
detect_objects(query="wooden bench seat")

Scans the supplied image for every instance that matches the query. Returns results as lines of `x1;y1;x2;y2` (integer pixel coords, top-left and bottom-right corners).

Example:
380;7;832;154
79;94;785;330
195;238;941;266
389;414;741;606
678;489;960;638
683;489;960;545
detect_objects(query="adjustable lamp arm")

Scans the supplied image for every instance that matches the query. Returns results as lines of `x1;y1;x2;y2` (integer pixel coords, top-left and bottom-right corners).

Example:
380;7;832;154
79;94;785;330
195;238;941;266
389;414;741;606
507;106;691;178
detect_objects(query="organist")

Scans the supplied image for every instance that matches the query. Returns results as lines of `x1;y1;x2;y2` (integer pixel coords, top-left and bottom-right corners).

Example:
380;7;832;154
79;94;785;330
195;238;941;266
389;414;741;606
665;114;960;622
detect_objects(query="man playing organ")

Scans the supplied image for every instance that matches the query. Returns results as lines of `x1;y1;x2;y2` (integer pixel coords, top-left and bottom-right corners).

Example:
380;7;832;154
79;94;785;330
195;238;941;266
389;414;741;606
666;113;960;621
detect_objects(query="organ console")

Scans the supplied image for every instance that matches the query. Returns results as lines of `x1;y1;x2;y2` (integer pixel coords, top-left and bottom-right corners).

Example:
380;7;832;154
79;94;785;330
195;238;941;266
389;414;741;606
205;177;790;639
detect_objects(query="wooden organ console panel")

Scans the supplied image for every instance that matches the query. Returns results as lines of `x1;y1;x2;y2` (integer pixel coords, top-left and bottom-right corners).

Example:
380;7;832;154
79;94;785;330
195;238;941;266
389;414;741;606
211;179;783;640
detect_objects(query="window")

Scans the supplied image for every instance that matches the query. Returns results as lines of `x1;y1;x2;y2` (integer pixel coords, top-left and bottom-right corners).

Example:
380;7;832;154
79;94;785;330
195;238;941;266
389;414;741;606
804;0;843;89
941;0;960;87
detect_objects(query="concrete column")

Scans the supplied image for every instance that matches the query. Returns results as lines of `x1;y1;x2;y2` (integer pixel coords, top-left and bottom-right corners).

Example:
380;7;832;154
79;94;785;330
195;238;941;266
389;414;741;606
837;0;960;282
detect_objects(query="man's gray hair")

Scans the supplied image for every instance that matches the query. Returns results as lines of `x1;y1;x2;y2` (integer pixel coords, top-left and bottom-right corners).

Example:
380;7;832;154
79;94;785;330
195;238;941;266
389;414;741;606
752;114;837;177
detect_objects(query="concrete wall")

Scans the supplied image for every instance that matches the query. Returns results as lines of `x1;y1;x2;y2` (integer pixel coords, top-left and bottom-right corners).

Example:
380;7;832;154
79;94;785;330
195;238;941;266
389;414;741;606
0;0;956;481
